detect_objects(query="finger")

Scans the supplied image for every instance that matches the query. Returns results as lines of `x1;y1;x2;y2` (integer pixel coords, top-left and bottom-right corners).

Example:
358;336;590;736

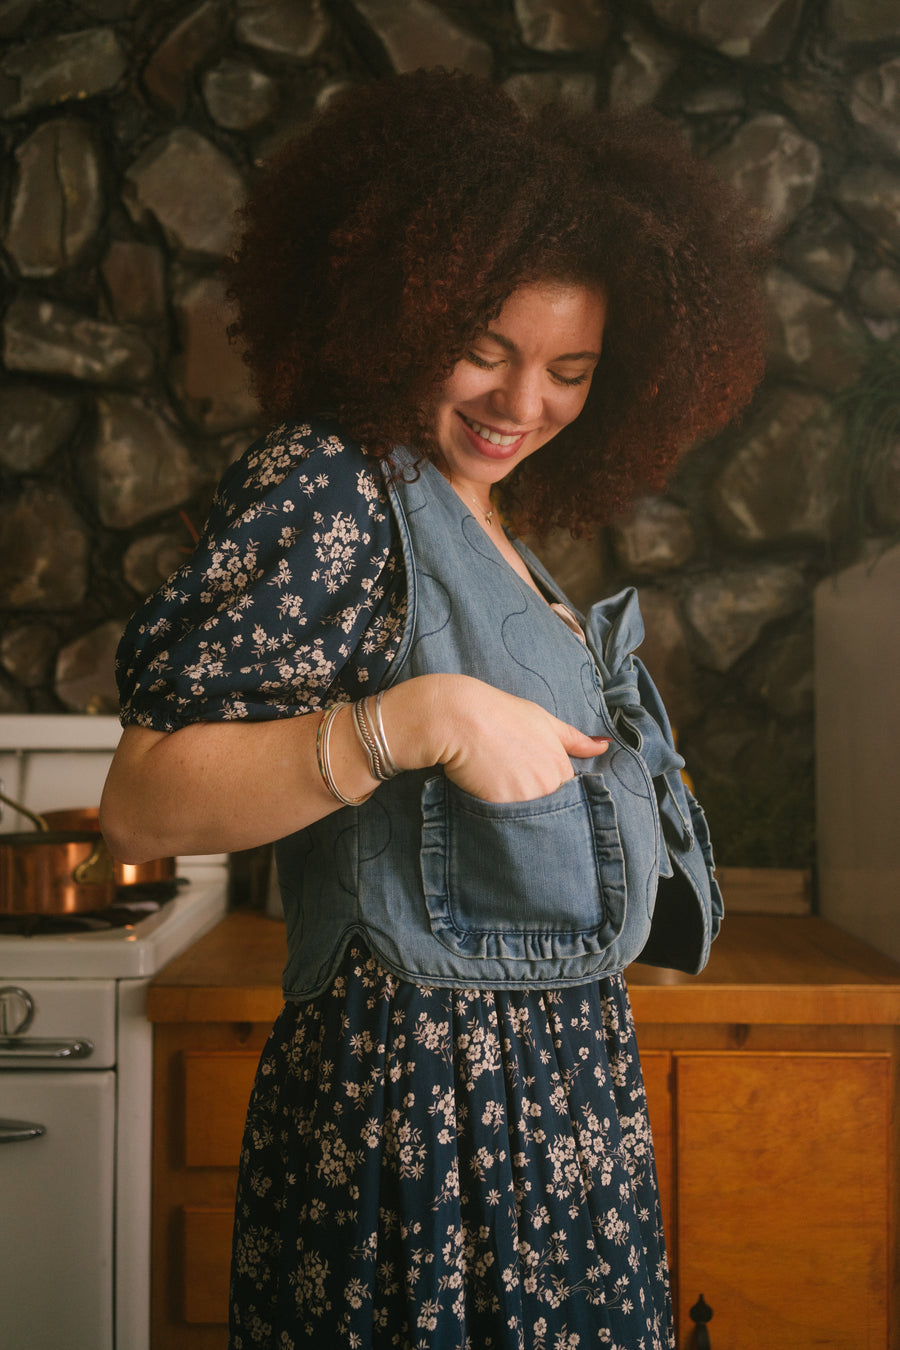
558;722;610;759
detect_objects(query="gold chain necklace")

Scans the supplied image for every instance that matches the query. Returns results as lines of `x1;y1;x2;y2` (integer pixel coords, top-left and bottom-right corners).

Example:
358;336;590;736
441;465;495;526
460;486;495;526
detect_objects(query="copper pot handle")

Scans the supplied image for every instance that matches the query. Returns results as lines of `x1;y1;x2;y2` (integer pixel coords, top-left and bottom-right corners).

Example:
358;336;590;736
0;790;49;833
72;838;116;885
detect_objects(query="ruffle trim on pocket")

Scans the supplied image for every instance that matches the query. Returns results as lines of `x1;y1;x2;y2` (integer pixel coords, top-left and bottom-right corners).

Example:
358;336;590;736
419;773;634;962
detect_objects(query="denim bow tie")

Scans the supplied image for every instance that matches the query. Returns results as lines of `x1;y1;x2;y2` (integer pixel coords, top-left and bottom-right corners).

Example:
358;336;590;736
585;587;694;848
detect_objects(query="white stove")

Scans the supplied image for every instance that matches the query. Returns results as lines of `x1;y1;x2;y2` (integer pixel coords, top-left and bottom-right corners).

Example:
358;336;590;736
0;714;229;1350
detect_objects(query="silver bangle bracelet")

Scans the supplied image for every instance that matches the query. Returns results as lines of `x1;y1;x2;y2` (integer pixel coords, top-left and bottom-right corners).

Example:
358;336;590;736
316;703;371;806
372;690;400;778
352;695;399;782
352;697;384;780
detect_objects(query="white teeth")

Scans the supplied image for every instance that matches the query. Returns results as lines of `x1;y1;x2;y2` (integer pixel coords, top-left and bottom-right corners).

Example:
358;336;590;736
466;416;520;446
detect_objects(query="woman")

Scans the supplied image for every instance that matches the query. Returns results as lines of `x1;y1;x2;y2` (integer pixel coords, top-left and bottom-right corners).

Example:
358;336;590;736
101;70;765;1349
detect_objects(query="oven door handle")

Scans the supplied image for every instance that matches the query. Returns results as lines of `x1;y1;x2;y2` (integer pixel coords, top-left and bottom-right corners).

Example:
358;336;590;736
0;1118;47;1144
0;1036;94;1060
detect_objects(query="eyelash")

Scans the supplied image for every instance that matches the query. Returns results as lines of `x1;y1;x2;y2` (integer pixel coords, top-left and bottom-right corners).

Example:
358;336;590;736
465;352;590;387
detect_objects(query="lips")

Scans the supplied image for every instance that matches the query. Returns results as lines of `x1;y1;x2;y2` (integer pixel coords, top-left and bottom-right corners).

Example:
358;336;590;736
458;412;529;459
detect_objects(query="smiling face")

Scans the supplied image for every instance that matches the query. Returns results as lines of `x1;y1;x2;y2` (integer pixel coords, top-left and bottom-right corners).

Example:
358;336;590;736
431;281;607;504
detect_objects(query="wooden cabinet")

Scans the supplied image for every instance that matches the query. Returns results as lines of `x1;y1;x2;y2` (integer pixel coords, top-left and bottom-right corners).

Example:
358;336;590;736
147;914;287;1349
641;1046;894;1348
630;919;900;1349
148;913;900;1349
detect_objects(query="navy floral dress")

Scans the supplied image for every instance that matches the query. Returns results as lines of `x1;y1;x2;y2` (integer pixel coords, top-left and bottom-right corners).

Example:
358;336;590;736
116;422;674;1350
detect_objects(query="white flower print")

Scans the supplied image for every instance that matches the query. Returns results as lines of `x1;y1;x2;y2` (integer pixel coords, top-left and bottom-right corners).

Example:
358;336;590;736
230;945;674;1350
116;422;405;732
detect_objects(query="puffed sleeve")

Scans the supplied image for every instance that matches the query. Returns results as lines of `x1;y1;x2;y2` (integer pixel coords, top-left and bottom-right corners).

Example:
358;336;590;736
115;420;407;731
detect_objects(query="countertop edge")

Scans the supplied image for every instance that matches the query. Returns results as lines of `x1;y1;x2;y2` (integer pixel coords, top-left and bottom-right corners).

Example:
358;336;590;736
146;912;900;1026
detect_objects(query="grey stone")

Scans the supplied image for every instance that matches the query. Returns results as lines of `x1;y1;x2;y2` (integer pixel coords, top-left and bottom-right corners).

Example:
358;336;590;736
710;386;847;545
0;0;38;37
170;273;259;432
514;0;611;53
76;0;139;16
687;704;765;783
850;58;900;160
608;23;677;111
3;296;156;386
710;114;822;240
202;57;279;130
350;0;493;77
0;485;90;610
854;267;900;317
684;563;807;672
502;71;597;114
4;120;103;278
142;1;225;116
835;164;900;257
780;211;855;294
85;393;201;529
524;527;608;615
648;0;804;62
825;0;900;44
55;620;123;715
212;427;264;477
236;0;329;58
101;240;167;325
0;384;81;472
0;27;127;118
680;84;745;115
869;439;900;532
123;532;190;595
611;497;695;573
315;79;354;111
757;625;813;718
252;106;317;166
0;622;59;688
861;317;899;342
633;587;703;728
124;129;246;259
777;75;847;149
765;268;865;391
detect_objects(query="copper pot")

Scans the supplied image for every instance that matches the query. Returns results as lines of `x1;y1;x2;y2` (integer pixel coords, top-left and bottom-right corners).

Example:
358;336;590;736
41;807;176;887
0;805;118;915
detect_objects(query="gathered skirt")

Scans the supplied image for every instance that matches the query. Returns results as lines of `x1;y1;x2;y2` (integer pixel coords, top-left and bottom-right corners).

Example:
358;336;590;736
228;943;674;1350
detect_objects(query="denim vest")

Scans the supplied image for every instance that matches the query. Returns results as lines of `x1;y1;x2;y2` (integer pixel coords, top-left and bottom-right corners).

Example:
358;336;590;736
277;452;722;999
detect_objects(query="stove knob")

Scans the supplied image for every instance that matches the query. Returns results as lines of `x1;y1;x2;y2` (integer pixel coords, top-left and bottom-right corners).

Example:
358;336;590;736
0;986;35;1037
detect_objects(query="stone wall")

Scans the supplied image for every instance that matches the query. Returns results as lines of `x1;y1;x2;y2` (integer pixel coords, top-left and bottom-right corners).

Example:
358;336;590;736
2;0;899;865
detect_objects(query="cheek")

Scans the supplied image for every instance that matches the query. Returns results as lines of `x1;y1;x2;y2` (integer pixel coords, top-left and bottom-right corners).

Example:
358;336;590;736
554;387;592;429
438;358;501;410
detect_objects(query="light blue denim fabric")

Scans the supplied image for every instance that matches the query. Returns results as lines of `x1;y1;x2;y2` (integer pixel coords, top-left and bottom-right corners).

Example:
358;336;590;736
278;451;722;998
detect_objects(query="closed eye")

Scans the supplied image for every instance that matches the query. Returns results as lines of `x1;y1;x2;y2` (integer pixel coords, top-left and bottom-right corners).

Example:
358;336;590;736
465;350;500;370
550;369;591;387
467;351;593;386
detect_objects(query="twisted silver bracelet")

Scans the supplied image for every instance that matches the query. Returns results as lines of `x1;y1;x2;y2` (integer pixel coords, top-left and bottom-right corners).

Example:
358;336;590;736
353;694;400;782
372;690;399;778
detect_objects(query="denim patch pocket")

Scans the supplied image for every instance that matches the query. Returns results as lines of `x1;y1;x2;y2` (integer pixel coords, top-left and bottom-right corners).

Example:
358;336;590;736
420;772;629;961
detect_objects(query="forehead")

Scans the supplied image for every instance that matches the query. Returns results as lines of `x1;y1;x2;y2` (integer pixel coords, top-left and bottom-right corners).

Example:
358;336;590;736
487;282;607;349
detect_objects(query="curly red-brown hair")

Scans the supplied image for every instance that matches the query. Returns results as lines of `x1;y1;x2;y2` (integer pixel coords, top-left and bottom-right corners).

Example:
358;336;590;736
226;69;767;535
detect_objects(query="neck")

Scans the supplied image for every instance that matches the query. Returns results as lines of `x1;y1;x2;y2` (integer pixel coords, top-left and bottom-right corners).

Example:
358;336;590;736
436;464;496;526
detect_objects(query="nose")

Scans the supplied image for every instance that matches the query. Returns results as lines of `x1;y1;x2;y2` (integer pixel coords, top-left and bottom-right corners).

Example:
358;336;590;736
490;366;543;426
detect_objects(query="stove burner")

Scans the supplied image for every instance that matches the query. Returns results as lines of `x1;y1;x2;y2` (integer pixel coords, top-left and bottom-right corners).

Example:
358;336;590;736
0;879;186;936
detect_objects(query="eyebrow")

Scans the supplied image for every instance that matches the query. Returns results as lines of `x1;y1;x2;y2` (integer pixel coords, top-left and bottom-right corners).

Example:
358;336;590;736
481;329;602;361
